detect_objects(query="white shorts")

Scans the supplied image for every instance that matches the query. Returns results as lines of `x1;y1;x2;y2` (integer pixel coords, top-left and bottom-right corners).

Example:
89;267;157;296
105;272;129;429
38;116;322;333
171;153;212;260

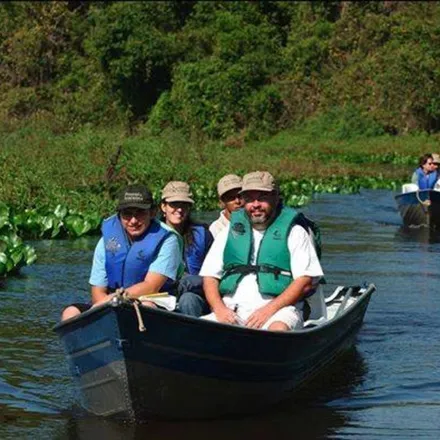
202;301;303;331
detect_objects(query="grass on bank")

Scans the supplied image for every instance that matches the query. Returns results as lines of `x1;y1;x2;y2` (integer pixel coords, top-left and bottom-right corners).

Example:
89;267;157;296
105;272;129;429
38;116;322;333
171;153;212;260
1;121;437;215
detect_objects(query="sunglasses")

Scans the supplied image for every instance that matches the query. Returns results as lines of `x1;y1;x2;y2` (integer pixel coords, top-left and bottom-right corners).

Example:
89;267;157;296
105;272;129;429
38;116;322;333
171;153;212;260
167;201;192;210
120;208;148;219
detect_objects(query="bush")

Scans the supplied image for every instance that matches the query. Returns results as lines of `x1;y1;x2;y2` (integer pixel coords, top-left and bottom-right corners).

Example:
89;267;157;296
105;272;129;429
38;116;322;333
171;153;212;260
299;105;386;141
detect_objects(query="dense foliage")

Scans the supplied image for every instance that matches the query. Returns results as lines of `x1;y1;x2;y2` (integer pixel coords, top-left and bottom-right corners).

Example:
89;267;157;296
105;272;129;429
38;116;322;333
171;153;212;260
2;1;439;276
2;1;440;138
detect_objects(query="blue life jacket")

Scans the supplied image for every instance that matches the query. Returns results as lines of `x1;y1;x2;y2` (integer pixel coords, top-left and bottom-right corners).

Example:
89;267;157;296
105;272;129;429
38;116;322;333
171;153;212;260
102;215;173;291
184;224;213;275
415;168;438;190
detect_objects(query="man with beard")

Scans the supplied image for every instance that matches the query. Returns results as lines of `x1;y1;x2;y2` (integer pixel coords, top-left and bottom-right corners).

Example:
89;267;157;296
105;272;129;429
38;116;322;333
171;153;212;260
200;171;324;331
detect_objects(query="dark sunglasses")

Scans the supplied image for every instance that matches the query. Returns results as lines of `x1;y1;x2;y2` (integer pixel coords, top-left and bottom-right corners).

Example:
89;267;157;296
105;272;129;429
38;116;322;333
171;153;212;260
167;201;192;210
120;208;148;219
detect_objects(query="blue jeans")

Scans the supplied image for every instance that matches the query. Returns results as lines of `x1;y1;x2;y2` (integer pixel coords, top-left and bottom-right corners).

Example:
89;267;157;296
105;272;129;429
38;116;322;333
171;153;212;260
177;275;210;317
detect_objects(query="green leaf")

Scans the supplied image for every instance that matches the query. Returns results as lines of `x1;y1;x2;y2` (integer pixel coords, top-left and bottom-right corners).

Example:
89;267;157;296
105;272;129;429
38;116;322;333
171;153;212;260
54;204;68;219
10;249;23;266
41;215;54;232
24;246;37;265
0;203;9;218
64;215;86;237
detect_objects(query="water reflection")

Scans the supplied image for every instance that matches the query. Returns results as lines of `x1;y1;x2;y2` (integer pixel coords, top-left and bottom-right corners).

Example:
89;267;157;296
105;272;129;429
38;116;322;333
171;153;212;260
56;349;366;440
395;226;440;244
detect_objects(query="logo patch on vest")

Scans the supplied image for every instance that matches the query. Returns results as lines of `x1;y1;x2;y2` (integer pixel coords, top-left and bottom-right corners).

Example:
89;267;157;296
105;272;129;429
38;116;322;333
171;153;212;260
232;222;245;238
272;229;282;240
105;237;121;254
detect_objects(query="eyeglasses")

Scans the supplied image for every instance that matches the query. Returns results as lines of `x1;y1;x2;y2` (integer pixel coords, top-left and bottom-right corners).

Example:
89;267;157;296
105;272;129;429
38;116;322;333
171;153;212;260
242;192;273;204
167;201;192;210
120;208;148;219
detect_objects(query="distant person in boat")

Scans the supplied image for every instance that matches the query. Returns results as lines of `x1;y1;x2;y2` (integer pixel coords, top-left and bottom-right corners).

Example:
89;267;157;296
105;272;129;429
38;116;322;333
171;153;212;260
411;153;437;190
200;171;324;332
160;181;214;317
61;184;181;321
209;174;244;238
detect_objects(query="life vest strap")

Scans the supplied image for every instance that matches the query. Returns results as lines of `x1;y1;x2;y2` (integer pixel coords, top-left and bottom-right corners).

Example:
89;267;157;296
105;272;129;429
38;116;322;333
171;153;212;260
223;264;291;280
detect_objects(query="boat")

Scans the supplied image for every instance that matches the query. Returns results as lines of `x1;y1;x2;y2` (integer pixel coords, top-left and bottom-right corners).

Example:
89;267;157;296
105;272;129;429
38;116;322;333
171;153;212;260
54;283;376;421
395;187;440;229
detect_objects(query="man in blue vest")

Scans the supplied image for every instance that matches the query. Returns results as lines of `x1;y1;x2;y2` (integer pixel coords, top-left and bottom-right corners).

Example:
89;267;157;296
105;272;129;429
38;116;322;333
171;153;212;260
200;171;324;331
61;184;181;321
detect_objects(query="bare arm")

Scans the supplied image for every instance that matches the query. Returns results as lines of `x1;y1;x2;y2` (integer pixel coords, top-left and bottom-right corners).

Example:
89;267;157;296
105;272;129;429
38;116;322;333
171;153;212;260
245;276;313;329
204;276;239;324
124;271;169;299
91;285;109;305
92;272;169;305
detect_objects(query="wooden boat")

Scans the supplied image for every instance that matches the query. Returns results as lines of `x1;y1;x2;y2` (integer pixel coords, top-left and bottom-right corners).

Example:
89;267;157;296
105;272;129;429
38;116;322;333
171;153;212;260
54;284;376;421
395;189;440;229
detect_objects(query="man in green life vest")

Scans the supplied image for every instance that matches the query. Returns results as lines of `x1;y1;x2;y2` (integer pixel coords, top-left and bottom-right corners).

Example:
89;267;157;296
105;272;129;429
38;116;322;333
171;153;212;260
200;171;324;331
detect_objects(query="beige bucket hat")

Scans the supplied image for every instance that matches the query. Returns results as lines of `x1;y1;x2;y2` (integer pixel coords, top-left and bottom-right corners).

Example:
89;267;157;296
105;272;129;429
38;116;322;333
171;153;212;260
432;153;440;164
217;174;242;198
161;181;194;204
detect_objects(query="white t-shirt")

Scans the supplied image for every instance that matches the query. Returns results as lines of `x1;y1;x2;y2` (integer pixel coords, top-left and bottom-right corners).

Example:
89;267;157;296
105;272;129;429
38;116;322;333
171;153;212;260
208;210;230;238
199;224;324;309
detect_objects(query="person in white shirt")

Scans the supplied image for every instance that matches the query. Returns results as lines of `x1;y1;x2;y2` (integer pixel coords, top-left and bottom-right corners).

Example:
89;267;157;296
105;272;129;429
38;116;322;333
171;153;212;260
209;174;243;238
200;171;324;331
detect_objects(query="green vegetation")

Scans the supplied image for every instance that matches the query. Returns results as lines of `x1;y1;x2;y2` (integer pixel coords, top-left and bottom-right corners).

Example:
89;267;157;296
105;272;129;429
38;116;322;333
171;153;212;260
2;2;440;137
0;203;37;277
2;1;440;276
0;122;429;216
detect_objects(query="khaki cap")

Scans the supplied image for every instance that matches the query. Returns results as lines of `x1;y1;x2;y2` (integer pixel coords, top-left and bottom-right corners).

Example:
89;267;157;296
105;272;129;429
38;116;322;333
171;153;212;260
161;181;194;204
217;174;242;198
240;171;277;193
432;153;440;164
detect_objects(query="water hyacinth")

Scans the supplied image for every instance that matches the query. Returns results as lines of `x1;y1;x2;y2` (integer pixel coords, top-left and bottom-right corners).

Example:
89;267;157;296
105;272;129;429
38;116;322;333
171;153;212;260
0;203;37;277
0;174;403;277
11;205;102;239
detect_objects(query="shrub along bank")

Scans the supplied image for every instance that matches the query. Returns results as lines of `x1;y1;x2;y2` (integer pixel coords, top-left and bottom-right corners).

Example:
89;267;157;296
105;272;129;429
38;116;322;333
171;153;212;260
1;122;436;277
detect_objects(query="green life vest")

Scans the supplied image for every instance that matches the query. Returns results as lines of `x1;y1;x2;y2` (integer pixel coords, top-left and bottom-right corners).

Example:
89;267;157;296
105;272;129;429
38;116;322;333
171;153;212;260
219;206;300;297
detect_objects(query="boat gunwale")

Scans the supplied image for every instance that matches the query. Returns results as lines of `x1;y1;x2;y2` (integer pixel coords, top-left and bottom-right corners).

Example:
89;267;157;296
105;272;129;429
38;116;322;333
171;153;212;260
53;283;376;340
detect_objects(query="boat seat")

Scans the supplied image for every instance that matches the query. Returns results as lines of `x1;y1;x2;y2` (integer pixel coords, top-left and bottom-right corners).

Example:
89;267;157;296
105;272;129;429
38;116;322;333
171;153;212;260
401;183;419;193
304;285;363;328
303;285;327;328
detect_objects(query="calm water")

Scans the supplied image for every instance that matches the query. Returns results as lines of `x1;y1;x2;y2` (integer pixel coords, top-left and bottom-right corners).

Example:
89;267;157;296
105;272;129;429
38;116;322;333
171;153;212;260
1;190;440;439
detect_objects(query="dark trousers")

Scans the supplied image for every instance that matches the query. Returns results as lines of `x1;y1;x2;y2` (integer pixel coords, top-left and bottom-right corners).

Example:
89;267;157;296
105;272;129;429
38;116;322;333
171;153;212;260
176;275;210;317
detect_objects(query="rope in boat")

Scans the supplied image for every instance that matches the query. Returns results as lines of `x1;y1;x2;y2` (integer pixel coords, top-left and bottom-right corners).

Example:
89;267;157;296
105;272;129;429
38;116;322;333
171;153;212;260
115;288;147;332
415;190;431;210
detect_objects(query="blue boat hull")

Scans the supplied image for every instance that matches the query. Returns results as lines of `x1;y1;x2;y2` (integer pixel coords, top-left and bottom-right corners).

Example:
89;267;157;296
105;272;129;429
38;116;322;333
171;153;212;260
395;189;440;229
54;286;374;420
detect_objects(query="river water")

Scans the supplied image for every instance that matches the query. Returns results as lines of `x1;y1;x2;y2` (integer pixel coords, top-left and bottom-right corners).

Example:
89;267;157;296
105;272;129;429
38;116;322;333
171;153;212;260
1;190;440;439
